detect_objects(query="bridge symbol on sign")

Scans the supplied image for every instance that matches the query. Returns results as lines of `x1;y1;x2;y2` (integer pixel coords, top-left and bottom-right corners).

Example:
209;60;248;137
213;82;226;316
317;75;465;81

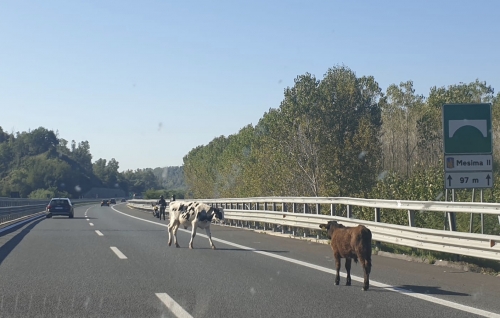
443;104;492;155
448;120;487;138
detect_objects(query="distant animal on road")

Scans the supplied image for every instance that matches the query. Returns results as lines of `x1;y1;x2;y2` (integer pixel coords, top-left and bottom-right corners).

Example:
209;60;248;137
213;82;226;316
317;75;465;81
168;201;224;249
319;221;372;291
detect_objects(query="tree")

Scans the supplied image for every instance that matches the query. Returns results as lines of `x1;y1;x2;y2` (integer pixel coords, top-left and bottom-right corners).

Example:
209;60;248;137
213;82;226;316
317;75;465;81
381;81;425;175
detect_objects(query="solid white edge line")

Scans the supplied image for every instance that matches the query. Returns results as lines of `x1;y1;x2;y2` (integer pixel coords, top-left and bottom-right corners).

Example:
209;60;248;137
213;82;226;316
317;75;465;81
110;206;500;318
95;230;104;236
89;223;94;226
156;293;193;318
110;246;127;259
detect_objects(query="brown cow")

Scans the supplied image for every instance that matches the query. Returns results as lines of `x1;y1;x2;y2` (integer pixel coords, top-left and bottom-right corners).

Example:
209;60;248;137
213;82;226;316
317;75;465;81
319;221;372;291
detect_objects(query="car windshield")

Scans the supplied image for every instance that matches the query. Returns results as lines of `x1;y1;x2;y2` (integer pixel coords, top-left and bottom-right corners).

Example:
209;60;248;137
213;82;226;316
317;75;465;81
50;200;69;206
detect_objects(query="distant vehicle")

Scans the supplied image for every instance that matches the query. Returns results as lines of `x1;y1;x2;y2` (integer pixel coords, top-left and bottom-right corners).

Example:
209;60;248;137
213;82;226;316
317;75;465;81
121;198;126;202
101;200;110;207
110;198;116;204
46;198;74;218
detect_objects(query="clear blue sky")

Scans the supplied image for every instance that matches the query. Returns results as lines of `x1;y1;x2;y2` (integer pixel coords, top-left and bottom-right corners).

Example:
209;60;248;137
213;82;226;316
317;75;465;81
1;0;499;171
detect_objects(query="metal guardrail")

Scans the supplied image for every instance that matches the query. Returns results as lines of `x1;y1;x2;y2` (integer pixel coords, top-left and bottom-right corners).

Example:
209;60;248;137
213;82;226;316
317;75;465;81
127;198;500;261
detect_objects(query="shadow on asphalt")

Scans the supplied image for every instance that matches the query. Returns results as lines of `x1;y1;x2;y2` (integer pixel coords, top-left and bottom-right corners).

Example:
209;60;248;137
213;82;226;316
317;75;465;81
0;218;44;266
394;285;470;296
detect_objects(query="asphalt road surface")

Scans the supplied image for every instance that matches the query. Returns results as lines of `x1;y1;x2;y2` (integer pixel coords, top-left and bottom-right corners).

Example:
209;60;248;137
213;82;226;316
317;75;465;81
0;203;498;318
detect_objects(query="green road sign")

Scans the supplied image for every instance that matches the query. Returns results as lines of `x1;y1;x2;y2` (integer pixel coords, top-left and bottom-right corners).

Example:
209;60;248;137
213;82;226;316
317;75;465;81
442;103;492;154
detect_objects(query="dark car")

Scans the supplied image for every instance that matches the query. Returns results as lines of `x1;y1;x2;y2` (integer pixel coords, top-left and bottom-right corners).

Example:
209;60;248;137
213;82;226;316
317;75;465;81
101;200;110;207
46;198;74;218
121;198;126;202
110;198;116;204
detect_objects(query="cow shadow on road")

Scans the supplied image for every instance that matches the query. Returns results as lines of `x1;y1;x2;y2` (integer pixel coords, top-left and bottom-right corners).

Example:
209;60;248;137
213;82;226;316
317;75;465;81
0;218;44;266
392;285;470;296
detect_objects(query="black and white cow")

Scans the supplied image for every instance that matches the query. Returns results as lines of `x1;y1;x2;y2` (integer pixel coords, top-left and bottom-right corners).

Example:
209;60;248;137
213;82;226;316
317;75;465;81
167;201;224;249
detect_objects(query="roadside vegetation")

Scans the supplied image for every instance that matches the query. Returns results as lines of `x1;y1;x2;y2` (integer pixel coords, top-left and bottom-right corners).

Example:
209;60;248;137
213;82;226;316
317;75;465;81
0;127;186;199
183;65;500;235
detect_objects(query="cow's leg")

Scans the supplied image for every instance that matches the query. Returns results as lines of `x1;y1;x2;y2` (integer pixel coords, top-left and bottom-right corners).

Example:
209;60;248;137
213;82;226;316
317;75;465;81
334;252;341;285
359;255;371;291
167;219;177;247
205;226;216;249
188;221;198;249
345;258;352;286
172;224;180;248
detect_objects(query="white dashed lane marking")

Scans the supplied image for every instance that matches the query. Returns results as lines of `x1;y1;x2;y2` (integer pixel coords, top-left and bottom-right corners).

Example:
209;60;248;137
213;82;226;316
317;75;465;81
110;247;127;259
156;293;193;318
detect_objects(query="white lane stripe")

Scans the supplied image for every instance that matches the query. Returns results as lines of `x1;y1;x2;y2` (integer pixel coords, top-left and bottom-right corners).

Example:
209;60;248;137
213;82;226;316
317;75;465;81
84;206;94;216
89;223;94;226
156;293;193;318
95;230;104;236
110;206;500;318
110;246;127;259
86;219;89;221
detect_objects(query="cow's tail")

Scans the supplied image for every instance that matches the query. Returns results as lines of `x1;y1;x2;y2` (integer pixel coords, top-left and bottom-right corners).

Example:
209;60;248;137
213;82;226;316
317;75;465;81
361;226;372;274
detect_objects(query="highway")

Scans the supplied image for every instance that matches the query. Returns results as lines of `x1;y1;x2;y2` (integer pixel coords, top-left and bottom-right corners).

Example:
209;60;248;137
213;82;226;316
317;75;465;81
0;203;498;318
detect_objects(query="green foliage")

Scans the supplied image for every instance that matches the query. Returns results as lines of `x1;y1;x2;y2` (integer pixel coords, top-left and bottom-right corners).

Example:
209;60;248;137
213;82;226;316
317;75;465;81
152;166;186;190
29;187;69;199
180;66;499;239
183;66;384;199
144;188;186;200
0;126;179;198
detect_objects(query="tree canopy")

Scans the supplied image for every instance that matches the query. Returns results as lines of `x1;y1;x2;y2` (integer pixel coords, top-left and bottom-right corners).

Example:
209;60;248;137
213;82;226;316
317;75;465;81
0;128;185;198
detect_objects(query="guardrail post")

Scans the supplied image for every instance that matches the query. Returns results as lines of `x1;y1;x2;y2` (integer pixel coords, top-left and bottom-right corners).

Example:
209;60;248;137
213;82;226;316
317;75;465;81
373;207;382;251
283;203;287;212
264;202;268;211
447;212;457;231
447;190;457;231
303;203;308;214
408;210;415;227
481;214;485;234
346;205;352;218
272;203;277;211
330;204;335;216
292;203;296;213
316;204;320;214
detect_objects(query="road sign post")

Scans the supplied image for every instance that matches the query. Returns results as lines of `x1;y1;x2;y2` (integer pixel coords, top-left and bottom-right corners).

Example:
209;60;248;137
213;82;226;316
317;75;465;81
443;103;493;189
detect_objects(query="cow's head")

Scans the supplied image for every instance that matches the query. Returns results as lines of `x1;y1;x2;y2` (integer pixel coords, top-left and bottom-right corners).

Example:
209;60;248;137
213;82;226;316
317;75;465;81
210;207;224;223
319;221;344;238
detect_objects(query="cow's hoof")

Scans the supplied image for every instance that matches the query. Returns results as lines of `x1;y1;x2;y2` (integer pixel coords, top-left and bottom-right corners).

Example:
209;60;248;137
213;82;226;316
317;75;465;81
168;242;172;246
362;286;369;291
211;246;216;250
189;246;193;249
175;244;180;248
